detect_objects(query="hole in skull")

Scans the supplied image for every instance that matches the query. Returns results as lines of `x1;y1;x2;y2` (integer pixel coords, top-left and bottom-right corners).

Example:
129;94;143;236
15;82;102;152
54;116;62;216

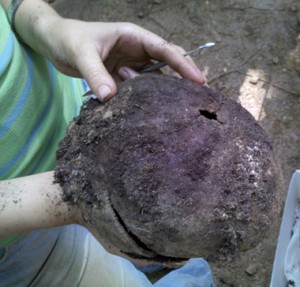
199;109;218;121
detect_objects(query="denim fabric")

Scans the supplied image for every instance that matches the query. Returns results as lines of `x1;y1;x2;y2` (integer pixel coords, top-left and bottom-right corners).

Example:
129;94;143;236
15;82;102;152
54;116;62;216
154;258;216;287
0;224;215;287
0;225;151;287
0;227;61;287
0;247;6;261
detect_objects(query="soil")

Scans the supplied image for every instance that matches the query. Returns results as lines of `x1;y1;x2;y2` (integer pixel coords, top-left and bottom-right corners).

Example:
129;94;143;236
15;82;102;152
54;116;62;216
50;1;300;286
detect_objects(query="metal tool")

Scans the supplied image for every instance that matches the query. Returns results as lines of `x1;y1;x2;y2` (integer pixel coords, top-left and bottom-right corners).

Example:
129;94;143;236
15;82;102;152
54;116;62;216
138;42;215;73
82;42;215;98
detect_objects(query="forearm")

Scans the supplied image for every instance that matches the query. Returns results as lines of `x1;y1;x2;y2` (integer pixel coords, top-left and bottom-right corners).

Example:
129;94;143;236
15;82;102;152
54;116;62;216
0;0;62;58
0;171;81;239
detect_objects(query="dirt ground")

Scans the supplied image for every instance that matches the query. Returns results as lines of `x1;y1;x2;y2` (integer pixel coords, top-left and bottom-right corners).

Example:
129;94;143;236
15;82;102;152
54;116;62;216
50;0;300;286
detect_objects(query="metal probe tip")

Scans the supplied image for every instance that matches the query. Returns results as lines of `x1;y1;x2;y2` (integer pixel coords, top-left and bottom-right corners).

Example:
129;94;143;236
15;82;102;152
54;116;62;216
203;42;215;48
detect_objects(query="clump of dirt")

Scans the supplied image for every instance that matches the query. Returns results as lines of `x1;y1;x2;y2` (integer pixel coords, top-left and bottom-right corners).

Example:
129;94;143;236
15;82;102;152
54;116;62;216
55;74;283;264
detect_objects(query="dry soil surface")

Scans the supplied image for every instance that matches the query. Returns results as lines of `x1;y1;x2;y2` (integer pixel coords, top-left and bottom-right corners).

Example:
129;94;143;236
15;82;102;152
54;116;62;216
49;1;300;286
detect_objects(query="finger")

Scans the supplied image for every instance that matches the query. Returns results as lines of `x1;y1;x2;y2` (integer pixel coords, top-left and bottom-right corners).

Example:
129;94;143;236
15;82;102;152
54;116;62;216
140;30;206;84
154;43;206;84
75;46;117;102
118;66;140;80
172;45;207;83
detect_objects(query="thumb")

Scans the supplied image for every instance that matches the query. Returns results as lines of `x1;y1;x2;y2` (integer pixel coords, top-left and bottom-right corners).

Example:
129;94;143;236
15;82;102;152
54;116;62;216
76;50;117;102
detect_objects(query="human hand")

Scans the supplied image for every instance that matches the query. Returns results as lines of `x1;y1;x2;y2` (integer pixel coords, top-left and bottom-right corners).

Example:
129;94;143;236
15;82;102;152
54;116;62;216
8;0;205;101
10;0;205;101
38;19;206;102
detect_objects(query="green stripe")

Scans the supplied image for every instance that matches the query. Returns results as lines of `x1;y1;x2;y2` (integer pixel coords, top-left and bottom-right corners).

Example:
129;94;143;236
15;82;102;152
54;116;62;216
0;5;84;246
0;234;22;249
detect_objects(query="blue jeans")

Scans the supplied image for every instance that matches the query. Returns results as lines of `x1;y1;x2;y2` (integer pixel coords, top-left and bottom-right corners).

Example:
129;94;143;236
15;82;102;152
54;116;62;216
0;225;215;286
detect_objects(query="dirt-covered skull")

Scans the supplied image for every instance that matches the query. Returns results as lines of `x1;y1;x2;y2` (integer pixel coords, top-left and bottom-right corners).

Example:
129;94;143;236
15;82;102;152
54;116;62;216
55;74;283;263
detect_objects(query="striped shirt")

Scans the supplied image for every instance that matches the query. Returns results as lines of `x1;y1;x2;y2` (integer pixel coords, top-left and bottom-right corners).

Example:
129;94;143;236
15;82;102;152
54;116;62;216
0;5;85;247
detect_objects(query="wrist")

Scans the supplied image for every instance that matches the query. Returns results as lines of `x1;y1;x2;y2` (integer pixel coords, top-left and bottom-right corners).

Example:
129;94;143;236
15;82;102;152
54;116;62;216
12;0;62;57
71;202;84;226
7;0;24;31
31;16;65;63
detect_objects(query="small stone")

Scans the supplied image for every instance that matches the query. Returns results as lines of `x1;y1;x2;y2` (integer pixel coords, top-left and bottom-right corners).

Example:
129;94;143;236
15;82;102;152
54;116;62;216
137;12;144;18
211;28;222;43
153;0;162;4
290;5;298;12
249;76;259;85
245;263;258;276
272;57;279;64
297;11;300;25
217;81;224;90
103;110;113;119
292;79;300;96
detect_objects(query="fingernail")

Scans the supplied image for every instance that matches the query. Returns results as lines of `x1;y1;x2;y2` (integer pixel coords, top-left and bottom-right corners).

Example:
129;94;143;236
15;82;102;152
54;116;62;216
118;67;129;79
97;85;111;102
197;71;207;84
118;67;139;79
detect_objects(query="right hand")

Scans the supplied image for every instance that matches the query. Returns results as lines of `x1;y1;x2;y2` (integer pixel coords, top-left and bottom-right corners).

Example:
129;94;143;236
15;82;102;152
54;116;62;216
38;19;207;102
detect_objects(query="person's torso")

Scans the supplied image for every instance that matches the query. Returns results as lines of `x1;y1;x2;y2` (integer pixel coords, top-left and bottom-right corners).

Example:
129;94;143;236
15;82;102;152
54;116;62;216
0;5;85;247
